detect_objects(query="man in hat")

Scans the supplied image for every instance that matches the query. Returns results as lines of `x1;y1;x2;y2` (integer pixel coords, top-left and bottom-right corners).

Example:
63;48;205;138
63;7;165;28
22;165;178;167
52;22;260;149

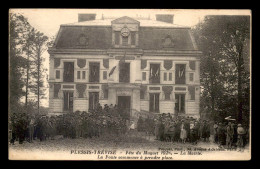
226;122;234;149
237;124;246;151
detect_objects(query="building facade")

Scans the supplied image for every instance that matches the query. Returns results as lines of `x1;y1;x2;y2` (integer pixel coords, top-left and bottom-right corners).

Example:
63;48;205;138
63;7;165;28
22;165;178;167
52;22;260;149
48;14;202;119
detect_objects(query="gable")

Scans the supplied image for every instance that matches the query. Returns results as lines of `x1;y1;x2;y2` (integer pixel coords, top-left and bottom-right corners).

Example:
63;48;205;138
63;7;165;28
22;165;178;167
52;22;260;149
111;16;140;24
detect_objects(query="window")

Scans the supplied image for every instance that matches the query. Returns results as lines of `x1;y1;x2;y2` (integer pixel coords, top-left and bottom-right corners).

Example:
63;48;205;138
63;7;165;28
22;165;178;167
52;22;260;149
103;71;107;80
169;73;172;81
63;91;73;112
122;36;128;46
63;62;74;82
175;64;186;84
150;64;160;84
149;93;159;112
119;62;130;83
77;71;81;79
142;72;146;81
82;71;86;79
175;94;185;114
131;32;136;45
189;73;194;82
164;72;167;81
89;92;99;110
89;62;100;82
115;31;120;45
56;70;60;79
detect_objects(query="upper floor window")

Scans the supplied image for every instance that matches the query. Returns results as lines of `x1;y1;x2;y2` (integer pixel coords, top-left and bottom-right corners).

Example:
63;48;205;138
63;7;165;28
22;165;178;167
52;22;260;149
63;62;74;82
119;62;130;83
150;64;160;84
175;64;186;84
113;27;137;47
89;62;100;83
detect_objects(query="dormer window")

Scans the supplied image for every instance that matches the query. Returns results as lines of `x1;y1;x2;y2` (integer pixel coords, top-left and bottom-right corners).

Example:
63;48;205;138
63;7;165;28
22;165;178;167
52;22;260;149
111;16;139;48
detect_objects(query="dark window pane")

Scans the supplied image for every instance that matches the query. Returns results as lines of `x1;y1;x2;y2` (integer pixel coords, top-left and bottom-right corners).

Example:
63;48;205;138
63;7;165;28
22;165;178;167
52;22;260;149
164;72;167;81
169;73;172;81
175;64;186;84
63;62;74;82
82;71;86;79
64;91;73;112
54;84;61;98
89;92;99;110
103;71;107;80
77;71;81;79
115;31;120;45
142;72;146;81
119;62;130;83
131;32;136;45
175;94;185;114
56;70;60;79
150;64;160;84
89;62;100;82
149;93;159;112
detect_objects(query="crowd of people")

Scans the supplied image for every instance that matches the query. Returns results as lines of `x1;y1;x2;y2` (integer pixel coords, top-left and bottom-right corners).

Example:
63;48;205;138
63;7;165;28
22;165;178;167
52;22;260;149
9;103;129;144
9;105;249;151
149;113;249;150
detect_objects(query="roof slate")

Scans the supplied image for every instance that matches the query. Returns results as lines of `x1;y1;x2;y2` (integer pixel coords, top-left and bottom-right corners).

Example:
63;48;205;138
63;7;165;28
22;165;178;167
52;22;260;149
55;18;197;51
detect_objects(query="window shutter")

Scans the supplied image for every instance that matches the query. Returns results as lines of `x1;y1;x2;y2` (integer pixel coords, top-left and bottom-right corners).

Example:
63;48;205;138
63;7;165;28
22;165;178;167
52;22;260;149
131;32;136;45
115;31;120;45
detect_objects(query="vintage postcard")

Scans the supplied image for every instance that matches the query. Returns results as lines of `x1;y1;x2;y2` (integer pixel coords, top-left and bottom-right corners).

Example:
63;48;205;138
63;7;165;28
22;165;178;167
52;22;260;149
8;9;251;160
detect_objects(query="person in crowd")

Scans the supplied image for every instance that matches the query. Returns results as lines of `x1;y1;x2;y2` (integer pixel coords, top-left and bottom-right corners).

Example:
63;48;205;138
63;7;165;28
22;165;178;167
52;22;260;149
29;115;35;143
226;122;234;149
158;117;165;141
217;122;226;148
237;124;246;151
154;118;160;140
184;118;191;142
201;120;208;142
180;120;187;143
232;122;238;148
206;120;211;142
213;121;218;143
174;119;181;142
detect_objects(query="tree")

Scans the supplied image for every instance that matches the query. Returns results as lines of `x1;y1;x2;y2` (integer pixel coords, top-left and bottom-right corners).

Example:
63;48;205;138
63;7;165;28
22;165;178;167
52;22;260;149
21;25;35;106
193;16;250;123
9;13;28;107
30;31;48;113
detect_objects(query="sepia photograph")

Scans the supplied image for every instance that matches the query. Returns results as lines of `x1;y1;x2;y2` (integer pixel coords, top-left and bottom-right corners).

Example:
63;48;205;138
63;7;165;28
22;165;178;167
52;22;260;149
8;9;251;160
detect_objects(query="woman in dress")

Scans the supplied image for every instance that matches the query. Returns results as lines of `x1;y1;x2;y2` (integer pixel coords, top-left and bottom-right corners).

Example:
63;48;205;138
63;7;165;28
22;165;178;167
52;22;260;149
180;120;187;143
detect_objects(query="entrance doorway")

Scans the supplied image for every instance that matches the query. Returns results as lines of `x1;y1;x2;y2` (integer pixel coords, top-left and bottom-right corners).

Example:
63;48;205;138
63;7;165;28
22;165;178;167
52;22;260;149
63;91;73;112
118;96;131;118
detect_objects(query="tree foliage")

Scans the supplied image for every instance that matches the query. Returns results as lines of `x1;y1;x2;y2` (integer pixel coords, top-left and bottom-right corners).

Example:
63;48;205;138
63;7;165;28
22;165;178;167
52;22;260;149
193;15;250;124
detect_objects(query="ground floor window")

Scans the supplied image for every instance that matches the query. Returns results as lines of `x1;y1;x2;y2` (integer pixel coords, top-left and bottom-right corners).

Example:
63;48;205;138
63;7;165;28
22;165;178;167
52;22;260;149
149;93;159;113
175;94;185;114
63;91;73;112
89;92;99;110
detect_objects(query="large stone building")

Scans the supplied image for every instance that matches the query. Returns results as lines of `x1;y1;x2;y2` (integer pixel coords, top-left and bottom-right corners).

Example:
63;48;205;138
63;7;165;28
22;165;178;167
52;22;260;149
48;14;202;119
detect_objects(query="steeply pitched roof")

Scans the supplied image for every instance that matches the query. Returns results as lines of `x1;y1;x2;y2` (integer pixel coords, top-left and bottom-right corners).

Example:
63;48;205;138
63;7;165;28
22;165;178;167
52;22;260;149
54;17;198;51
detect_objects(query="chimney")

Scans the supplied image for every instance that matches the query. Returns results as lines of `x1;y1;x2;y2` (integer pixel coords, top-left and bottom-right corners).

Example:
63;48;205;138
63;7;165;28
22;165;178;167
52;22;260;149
78;13;96;22
155;14;174;24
